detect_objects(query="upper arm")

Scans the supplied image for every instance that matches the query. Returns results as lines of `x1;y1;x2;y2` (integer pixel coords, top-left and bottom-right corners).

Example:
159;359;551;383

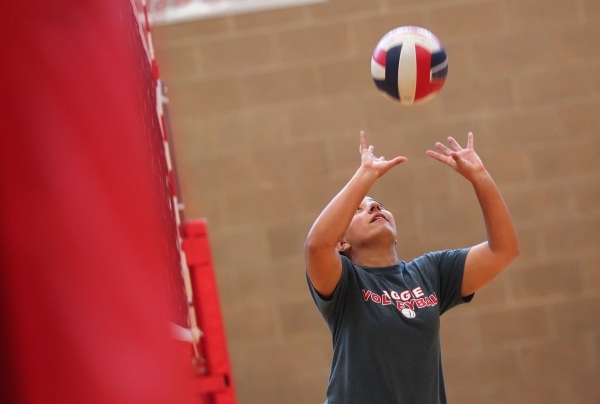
304;241;342;299
462;241;516;296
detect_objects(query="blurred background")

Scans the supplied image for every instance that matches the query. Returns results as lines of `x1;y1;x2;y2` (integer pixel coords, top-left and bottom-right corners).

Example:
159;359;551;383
152;0;600;402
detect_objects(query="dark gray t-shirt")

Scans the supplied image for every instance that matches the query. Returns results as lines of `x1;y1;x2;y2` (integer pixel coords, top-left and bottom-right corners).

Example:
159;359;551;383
307;249;473;404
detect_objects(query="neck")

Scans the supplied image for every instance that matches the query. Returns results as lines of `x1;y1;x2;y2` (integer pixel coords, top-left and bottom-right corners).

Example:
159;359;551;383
349;245;399;267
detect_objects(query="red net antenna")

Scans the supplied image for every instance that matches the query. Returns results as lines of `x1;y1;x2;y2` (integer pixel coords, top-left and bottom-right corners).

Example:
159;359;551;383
137;1;237;402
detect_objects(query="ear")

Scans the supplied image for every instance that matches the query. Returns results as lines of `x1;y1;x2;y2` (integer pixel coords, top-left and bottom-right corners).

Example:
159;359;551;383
336;239;351;253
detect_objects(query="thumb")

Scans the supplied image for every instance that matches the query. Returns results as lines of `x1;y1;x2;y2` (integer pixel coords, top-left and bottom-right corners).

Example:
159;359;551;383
389;156;408;165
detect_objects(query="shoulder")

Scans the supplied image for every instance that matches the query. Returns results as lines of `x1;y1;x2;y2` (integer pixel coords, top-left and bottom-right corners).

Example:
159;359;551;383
340;254;354;268
340;254;375;273
405;252;438;270
339;254;362;279
410;249;470;266
406;249;470;282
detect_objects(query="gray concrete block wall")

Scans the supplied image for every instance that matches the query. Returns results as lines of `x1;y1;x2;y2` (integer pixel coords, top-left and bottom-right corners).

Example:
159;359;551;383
154;0;600;402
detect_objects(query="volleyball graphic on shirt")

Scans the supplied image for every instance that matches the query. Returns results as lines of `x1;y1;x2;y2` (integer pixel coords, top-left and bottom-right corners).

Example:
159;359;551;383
371;26;448;105
401;308;416;318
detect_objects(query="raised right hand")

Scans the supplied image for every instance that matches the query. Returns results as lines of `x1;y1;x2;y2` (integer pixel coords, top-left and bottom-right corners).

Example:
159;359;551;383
359;131;407;177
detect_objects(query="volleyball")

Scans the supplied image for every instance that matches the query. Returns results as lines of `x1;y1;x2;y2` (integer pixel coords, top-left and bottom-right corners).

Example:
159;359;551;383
371;26;448;105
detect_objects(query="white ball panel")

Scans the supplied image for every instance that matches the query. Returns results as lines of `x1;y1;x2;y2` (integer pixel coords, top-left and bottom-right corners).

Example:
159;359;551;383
398;41;417;104
376;26;442;53
370;59;386;80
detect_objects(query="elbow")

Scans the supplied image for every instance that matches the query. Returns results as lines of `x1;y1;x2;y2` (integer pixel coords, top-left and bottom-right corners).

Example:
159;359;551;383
505;240;520;263
489;239;520;267
511;236;521;259
304;237;316;255
512;244;521;261
304;233;336;256
304;234;321;256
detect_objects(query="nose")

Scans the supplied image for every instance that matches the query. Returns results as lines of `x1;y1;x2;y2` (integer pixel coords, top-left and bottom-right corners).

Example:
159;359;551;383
367;201;382;213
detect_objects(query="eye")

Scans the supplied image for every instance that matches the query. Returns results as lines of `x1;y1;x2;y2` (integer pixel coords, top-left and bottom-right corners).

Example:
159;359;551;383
357;207;362;211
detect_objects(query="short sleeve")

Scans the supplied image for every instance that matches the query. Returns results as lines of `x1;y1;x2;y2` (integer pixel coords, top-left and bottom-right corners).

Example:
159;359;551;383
430;248;473;315
306;255;352;321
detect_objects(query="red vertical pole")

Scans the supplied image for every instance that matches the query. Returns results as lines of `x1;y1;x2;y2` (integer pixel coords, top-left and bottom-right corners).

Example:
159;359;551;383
182;219;237;404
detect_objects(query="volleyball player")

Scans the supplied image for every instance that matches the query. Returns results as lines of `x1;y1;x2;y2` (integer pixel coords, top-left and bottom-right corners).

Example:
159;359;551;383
305;131;519;403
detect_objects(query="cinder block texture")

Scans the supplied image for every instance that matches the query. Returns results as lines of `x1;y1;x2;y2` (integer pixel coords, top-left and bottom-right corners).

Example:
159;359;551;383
154;0;600;402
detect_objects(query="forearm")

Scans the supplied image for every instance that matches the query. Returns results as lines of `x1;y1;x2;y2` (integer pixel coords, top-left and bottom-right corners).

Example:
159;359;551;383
461;170;519;295
306;167;377;249
471;170;520;259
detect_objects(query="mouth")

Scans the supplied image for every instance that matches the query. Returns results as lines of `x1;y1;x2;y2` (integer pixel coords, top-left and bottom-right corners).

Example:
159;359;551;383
370;213;388;223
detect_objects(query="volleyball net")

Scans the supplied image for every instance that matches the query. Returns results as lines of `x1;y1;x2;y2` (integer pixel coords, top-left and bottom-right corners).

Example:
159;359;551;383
136;1;237;401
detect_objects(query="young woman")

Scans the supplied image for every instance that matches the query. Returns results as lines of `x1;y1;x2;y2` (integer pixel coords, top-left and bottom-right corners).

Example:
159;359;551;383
305;131;519;404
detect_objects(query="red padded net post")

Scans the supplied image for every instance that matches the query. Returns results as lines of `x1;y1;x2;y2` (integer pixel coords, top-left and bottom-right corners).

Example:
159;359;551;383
183;220;237;404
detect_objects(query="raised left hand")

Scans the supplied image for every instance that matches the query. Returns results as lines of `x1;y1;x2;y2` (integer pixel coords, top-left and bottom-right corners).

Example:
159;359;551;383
426;132;486;182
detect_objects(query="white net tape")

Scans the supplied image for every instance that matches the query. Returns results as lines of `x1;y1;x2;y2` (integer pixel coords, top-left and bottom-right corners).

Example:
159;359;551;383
146;0;326;25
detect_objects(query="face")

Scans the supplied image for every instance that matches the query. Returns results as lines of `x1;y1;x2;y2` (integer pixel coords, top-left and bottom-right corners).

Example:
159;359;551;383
340;196;397;252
